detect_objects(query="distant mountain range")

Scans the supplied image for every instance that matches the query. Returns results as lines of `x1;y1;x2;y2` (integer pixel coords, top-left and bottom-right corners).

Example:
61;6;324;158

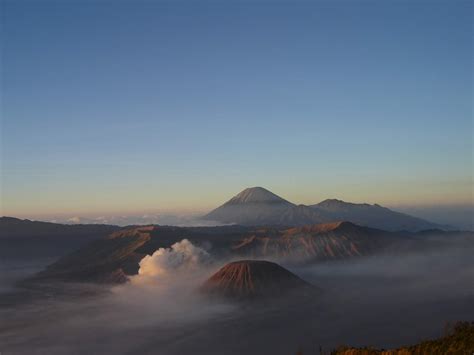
203;187;449;232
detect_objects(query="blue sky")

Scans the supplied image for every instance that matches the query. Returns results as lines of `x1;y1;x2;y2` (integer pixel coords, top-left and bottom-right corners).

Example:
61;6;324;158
1;0;472;218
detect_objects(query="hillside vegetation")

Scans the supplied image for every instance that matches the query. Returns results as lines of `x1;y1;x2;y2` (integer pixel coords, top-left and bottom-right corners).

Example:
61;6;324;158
330;321;474;355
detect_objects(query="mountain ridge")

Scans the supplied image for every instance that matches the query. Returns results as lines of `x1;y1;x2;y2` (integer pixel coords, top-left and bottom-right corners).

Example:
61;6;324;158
311;199;451;231
203;187;446;232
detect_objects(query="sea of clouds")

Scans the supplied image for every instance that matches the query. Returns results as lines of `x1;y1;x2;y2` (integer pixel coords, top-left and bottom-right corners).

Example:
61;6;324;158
1;236;474;355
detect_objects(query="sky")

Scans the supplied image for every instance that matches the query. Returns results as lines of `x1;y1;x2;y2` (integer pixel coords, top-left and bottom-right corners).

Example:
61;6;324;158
1;0;472;221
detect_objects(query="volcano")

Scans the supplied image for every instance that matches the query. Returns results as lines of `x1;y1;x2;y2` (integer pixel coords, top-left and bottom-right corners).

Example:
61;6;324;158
203;187;294;226
203;187;446;231
201;260;314;300
203;187;330;226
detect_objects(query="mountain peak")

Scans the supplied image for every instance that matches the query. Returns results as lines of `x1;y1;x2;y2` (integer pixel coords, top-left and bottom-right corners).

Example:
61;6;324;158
227;187;290;205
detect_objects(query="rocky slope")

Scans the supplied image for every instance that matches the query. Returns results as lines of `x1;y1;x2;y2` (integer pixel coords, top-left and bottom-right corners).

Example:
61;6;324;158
232;221;393;262
29;226;153;284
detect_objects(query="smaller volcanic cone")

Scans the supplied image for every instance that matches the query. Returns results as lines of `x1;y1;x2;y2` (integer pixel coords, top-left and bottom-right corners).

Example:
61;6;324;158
201;260;314;300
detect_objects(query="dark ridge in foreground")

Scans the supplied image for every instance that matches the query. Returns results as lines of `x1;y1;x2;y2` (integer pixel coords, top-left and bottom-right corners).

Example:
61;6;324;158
330;321;474;355
201;260;315;300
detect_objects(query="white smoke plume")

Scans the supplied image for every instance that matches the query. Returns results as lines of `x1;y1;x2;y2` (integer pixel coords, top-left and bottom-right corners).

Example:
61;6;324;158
137;239;211;278
103;239;233;327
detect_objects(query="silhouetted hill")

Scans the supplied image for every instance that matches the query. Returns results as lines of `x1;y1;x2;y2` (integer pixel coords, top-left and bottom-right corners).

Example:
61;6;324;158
0;217;120;239
0;217;122;260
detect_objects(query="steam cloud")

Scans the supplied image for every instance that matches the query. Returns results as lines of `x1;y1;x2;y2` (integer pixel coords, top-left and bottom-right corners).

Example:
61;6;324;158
99;239;233;328
137;239;211;278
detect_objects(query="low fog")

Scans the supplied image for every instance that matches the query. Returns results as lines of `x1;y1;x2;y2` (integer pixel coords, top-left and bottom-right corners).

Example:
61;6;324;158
1;236;473;355
47;213;225;227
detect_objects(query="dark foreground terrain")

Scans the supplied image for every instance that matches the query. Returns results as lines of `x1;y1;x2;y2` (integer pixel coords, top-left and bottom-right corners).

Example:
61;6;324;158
331;321;474;354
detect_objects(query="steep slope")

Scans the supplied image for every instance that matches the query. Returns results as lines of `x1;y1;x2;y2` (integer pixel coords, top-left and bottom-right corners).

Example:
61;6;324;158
232;221;393;262
203;187;331;226
201;260;314;300
28;226;154;284
312;199;445;232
